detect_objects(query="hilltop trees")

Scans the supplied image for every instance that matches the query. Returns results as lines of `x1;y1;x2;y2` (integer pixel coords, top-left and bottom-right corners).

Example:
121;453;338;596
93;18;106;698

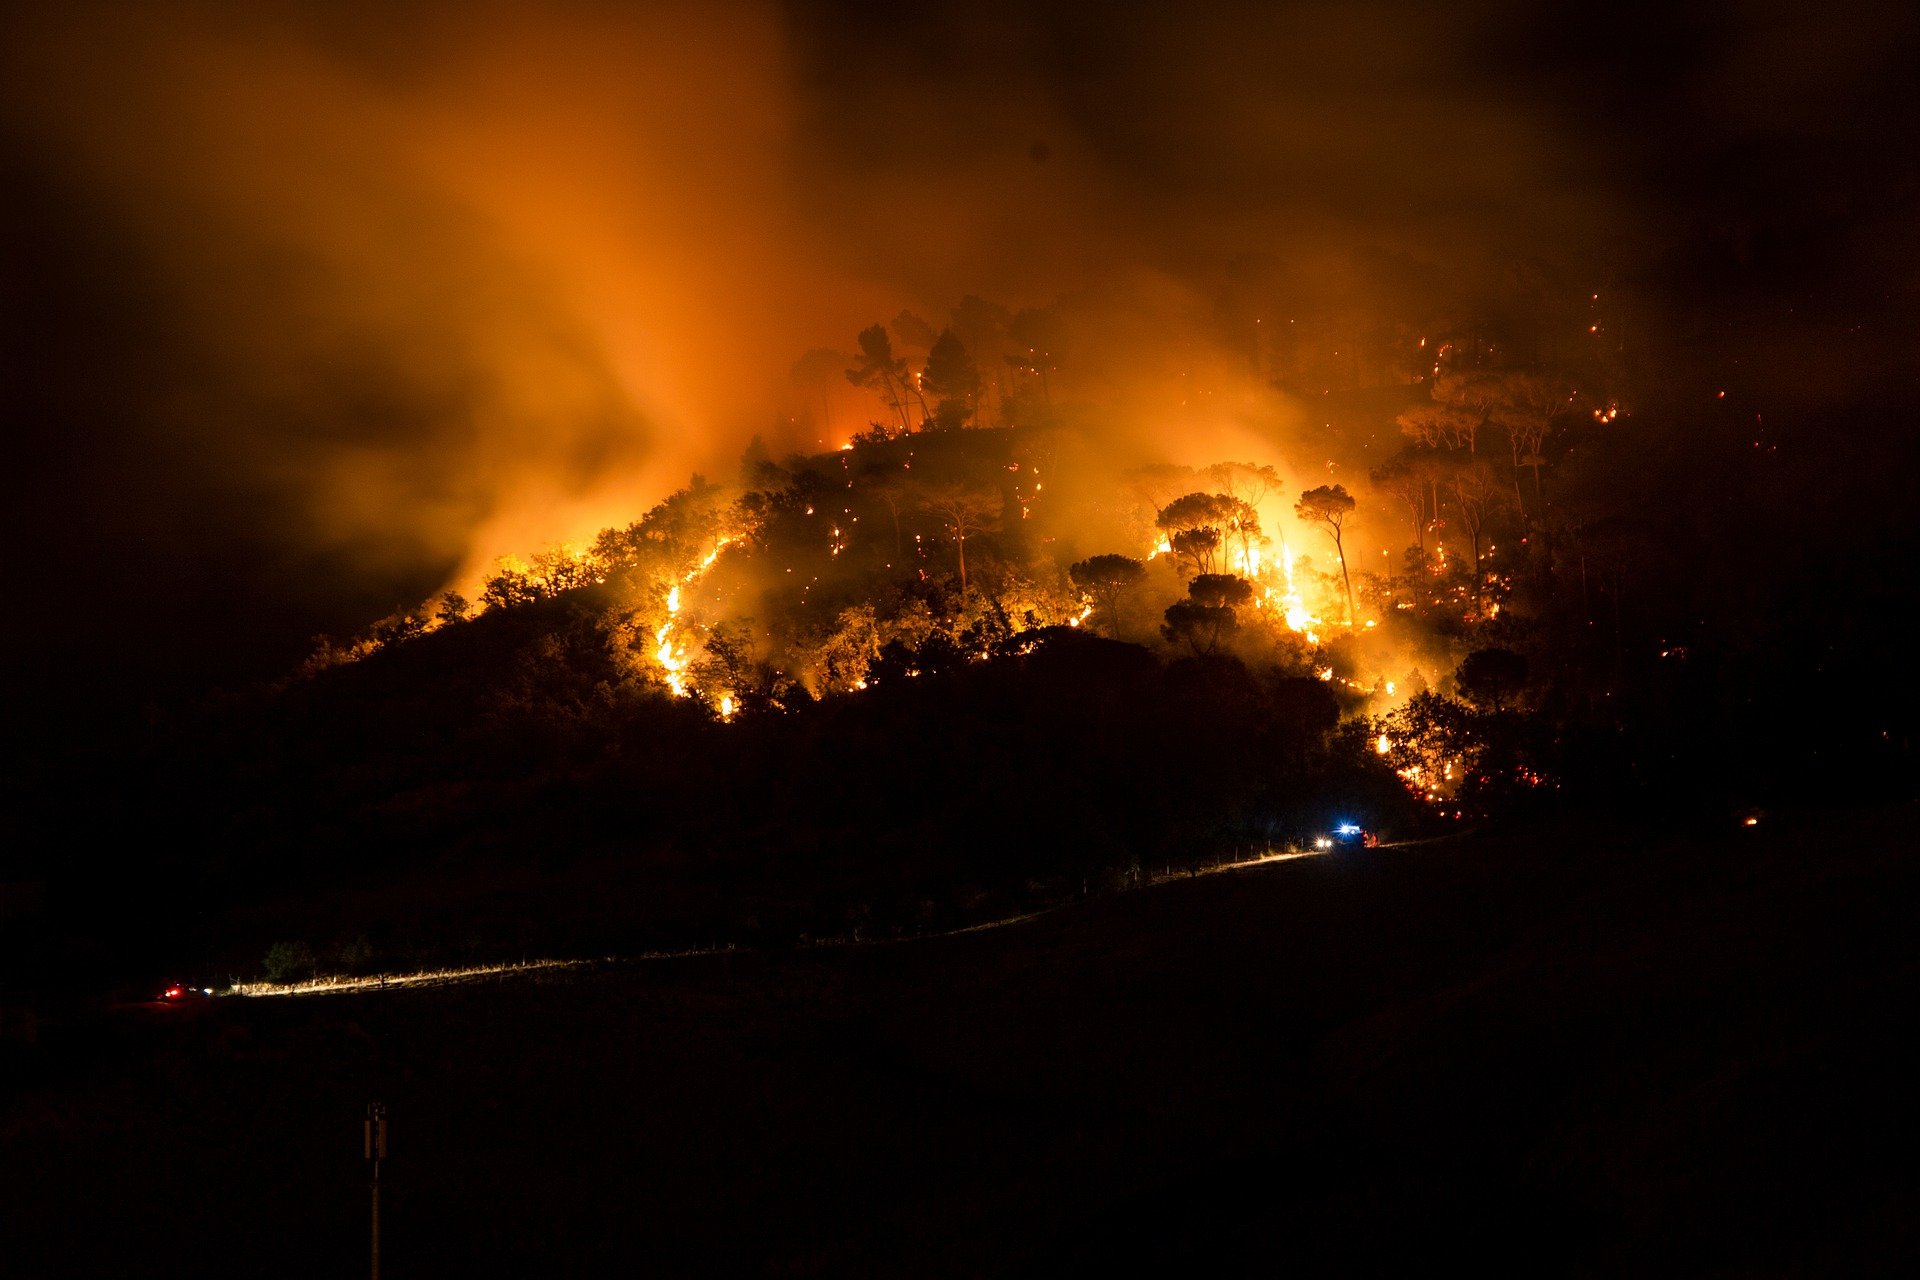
921;330;982;430
1397;366;1582;523
1005;308;1061;421
1397;398;1482;454
950;295;1013;426
847;325;923;432
1295;485;1357;626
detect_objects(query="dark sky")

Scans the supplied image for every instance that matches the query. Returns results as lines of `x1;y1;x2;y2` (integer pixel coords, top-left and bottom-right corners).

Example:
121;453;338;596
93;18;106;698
3;0;1916;735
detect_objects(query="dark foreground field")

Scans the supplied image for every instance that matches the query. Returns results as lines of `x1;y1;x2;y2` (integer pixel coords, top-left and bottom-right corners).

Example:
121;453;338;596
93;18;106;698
5;807;1918;1277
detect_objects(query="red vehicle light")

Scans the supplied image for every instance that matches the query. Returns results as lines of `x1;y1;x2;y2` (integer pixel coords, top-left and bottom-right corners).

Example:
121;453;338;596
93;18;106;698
164;986;183;1000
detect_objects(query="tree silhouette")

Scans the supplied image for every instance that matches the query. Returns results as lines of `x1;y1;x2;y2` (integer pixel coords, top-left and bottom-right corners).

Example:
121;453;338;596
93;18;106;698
1206;462;1280;567
1295;484;1358;626
1206;461;1281;509
1069;554;1147;638
890;309;938;354
846;325;917;433
921;484;1001;607
1170;527;1223;576
950;295;1013;426
1187;573;1254;610
1456;647;1529;712
1396;400;1482;453
1156;492;1236;576
1445;458;1508;577
858;465;909;565
1161;574;1254;656
1490;370;1576;508
921;329;982;430
1371;449;1433;552
1006;307;1060;420
1161;600;1238;656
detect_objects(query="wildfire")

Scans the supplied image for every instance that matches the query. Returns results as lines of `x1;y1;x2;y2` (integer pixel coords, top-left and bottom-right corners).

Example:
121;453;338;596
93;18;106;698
1277;540;1317;634
652;537;737;699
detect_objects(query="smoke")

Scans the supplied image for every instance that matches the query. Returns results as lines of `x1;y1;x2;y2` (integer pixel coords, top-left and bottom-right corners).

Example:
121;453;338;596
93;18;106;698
3;0;1911;707
5;2;876;590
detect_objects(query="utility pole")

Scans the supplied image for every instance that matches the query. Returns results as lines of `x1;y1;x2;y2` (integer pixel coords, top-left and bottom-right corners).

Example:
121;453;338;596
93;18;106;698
365;1102;388;1280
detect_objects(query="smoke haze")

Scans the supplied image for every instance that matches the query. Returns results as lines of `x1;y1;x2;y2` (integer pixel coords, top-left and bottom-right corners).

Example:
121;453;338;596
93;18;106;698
4;0;1914;716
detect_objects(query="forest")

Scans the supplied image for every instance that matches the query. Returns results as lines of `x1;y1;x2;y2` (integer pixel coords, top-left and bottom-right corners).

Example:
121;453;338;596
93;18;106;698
9;263;1909;998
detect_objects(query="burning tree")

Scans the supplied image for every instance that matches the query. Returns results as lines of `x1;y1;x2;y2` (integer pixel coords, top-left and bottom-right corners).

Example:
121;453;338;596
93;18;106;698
479;547;599;611
1206;463;1280;569
1294;484;1357;627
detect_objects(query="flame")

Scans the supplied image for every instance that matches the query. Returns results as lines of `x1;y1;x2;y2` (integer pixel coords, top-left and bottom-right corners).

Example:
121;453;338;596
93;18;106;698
1276;539;1319;634
651;536;736;698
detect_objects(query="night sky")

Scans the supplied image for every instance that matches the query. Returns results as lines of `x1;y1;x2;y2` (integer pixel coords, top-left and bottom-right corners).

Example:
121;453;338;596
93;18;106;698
3;0;1916;734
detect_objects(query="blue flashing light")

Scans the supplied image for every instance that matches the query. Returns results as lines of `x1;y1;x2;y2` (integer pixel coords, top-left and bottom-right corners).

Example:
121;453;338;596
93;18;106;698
1336;823;1361;835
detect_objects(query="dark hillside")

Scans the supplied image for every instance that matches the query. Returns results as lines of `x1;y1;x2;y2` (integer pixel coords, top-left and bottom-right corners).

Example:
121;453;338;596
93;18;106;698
5;804;1913;1276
